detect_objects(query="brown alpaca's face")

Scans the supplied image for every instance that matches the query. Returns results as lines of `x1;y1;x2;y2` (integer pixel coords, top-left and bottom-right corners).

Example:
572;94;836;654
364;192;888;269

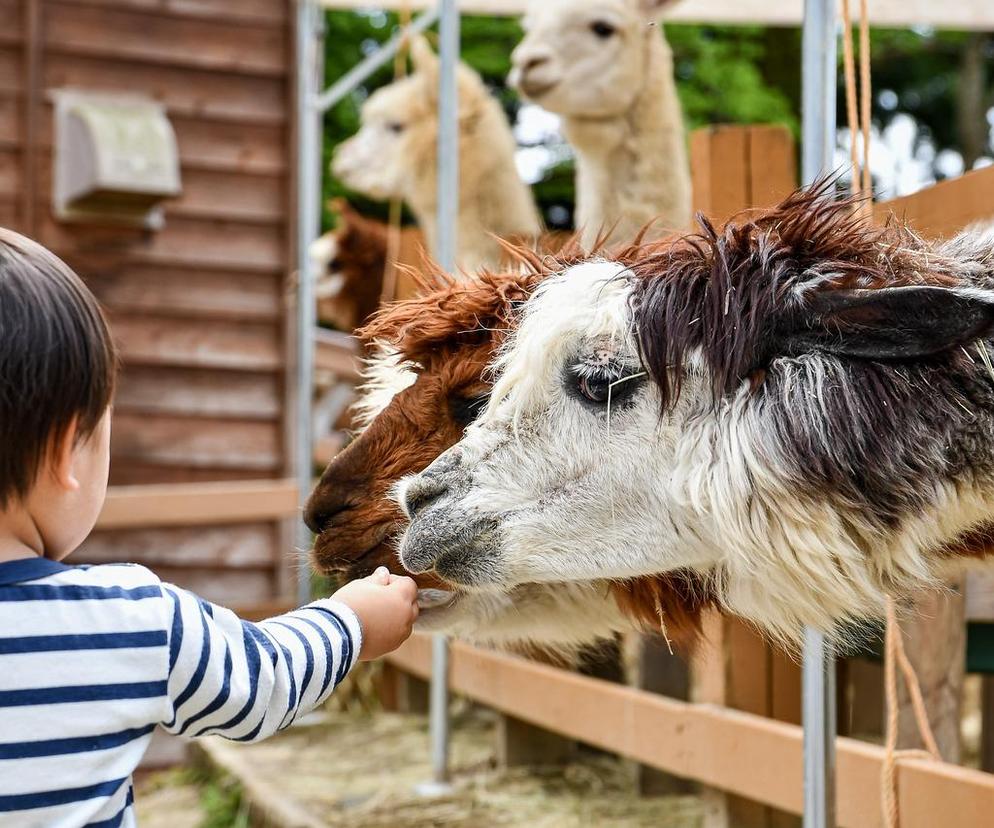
305;343;491;588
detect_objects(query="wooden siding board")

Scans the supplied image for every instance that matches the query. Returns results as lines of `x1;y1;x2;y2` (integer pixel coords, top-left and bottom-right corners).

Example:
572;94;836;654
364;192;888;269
45;54;286;125
45;3;287;77
55;0;287;27
110;314;282;372
0;48;21;92
81;523;278;568
108;465;280;486
41;215;285;272
111;413;282;471
0;147;20;195
0;0;22;44
88;266;281;322
114;366;282;421
0;97;22;146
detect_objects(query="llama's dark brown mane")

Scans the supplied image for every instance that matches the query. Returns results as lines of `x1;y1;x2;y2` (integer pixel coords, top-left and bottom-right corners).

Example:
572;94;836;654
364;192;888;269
629;182;964;413
358;225;674;363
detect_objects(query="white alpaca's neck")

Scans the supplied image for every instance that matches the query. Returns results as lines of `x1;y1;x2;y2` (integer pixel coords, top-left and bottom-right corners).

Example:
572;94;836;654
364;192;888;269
408;101;542;271
562;30;691;248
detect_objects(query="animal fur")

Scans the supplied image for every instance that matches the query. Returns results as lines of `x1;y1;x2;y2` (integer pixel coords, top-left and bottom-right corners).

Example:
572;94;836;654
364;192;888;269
396;184;994;644
305;244;712;649
509;0;691;247
333;36;542;271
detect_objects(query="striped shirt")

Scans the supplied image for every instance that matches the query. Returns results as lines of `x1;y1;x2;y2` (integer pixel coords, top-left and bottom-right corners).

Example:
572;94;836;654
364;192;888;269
0;557;362;828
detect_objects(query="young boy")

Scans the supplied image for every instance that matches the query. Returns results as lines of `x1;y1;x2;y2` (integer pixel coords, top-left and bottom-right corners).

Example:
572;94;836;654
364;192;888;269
0;228;420;827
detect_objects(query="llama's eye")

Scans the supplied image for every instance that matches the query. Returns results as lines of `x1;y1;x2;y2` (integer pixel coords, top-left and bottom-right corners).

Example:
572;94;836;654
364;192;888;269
578;375;611;404
589;20;616;38
449;394;488;428
386;121;405;134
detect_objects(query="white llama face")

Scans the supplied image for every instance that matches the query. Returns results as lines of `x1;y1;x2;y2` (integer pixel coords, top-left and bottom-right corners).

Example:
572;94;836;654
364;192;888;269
332;76;427;201
509;0;675;118
394;262;719;590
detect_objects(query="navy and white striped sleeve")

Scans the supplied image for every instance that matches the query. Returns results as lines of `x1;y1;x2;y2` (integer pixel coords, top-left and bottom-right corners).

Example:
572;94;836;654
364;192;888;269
159;585;362;742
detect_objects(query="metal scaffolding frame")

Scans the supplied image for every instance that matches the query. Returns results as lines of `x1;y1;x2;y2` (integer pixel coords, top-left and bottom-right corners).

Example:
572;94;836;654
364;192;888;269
295;0;840;821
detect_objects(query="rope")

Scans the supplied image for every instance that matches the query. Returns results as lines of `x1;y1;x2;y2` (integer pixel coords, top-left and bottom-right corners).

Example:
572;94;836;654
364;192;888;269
380;1;412;306
841;5;944;823
840;0;873;216
880;596;943;827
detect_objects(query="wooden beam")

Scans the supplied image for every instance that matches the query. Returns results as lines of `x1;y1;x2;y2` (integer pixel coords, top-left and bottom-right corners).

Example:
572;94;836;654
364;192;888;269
874;165;994;240
316;0;994;30
387;635;994;828
897;582;965;762
314;328;362;381
97;479;299;529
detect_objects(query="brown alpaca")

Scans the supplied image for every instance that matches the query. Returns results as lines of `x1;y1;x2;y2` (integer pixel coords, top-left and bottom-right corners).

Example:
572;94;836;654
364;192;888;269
311;200;426;332
305;245;714;649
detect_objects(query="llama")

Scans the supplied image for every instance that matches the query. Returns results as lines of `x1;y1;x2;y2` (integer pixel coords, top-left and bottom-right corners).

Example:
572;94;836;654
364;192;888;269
332;36;542;271
310;200;426;332
395;184;994;644
304;258;711;648
310;200;390;332
509;0;692;247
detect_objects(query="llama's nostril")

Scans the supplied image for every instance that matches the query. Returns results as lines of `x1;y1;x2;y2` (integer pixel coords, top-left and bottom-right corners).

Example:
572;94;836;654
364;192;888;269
404;476;448;519
303;508;331;535
303;487;352;535
524;55;549;72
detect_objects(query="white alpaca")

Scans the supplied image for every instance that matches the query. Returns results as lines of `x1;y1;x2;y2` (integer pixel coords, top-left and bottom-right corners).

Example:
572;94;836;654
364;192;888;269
394;192;994;643
509;0;692;247
333;36;542;271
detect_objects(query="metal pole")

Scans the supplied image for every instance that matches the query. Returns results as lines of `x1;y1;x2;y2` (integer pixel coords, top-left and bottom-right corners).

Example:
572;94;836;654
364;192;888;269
428;0;459;792
315;7;441;113
295;0;324;606
801;1;838;825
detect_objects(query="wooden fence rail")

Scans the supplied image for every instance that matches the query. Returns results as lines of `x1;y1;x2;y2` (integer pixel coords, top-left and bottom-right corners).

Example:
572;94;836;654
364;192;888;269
387;635;994;828
96;479;299;529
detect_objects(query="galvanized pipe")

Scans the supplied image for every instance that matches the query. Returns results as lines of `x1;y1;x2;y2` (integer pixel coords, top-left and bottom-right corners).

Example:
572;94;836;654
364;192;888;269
426;0;460;789
800;1;838;825
315;7;441;113
295;0;324;607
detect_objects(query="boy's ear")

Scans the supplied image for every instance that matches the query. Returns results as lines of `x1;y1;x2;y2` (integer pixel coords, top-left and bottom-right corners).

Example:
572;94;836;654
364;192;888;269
51;417;81;493
786;285;994;359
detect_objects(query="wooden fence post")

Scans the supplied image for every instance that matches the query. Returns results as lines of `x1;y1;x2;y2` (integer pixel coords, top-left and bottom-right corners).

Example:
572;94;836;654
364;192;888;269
897;582;966;762
689;124;802;828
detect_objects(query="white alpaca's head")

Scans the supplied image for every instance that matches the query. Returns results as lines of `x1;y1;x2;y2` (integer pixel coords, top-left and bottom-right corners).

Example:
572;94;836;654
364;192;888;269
333;35;515;204
509;0;677;118
395;188;994;641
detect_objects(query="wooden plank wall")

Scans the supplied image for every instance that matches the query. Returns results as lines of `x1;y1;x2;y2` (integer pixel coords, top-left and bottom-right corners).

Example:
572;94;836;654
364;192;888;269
1;0;296;607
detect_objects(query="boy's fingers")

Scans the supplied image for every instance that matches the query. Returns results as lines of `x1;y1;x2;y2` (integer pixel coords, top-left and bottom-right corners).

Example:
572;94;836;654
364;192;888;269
370;566;390;585
389;575;418;601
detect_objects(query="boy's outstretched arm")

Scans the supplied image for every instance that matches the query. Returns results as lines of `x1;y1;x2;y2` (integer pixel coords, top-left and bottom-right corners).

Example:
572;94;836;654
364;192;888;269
160;567;418;742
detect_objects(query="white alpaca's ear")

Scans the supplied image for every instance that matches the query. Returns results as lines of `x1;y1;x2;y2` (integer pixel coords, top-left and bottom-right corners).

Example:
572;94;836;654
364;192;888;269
638;0;678;17
409;34;439;78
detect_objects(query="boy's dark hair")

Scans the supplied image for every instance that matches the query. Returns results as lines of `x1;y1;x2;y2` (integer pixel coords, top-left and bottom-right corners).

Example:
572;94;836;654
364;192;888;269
0;229;117;507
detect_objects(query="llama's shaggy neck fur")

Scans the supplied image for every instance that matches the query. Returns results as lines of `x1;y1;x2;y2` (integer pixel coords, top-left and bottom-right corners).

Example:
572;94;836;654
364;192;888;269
562;31;691;247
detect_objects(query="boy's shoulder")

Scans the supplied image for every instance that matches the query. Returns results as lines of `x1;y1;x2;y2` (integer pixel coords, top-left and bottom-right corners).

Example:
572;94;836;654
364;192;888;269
0;557;160;587
0;558;167;607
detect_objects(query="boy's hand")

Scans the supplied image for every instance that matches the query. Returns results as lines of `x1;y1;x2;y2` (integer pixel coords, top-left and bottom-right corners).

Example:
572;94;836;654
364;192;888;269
332;567;419;660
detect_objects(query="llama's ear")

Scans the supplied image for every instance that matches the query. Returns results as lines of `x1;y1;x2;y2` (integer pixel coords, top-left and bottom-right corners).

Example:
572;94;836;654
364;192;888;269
787;285;994;360
409;35;439;79
638;0;679;18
